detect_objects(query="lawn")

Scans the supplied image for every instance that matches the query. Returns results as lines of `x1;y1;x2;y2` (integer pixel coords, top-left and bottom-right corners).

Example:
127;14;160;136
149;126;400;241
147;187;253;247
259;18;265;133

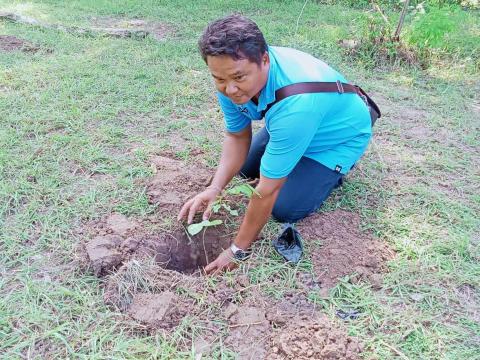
0;0;479;359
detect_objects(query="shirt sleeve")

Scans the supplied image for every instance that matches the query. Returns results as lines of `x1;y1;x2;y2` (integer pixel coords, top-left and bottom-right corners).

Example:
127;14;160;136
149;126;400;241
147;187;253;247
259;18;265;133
260;95;325;179
216;92;251;133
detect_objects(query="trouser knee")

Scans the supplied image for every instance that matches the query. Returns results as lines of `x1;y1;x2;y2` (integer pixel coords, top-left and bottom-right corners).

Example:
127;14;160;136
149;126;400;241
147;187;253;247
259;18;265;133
271;204;306;223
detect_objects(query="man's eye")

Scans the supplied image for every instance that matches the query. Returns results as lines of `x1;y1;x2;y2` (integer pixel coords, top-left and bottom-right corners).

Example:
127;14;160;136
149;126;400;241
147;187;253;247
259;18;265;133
235;75;245;81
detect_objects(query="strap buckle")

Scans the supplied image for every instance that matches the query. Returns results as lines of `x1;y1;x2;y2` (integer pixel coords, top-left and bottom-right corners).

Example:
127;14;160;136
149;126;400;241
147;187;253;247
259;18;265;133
336;80;344;94
354;85;368;105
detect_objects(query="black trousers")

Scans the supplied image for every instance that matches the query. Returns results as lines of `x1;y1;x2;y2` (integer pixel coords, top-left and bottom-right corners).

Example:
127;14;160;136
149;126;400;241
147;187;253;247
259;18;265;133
239;127;343;223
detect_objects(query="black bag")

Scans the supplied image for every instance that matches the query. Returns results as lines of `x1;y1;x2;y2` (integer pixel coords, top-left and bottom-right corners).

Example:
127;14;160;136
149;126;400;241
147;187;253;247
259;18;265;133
272;224;303;264
261;81;381;126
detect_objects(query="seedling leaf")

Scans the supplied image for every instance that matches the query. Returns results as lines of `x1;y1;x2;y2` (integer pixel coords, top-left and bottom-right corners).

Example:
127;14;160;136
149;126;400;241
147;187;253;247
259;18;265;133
212;203;221;213
222;204;239;216
207;219;222;226
187;222;204;236
187;219;223;236
227;183;256;197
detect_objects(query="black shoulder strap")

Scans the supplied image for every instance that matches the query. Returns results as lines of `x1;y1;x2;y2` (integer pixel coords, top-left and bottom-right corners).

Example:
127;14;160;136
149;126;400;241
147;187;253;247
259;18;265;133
260;81;381;123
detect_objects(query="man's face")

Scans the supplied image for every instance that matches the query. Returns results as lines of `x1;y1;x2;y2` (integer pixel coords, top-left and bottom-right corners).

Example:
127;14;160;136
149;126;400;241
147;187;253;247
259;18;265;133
206;53;269;105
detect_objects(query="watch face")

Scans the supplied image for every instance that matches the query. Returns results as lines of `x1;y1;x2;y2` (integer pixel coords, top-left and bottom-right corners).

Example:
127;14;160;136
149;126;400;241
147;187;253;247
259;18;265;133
233;250;250;261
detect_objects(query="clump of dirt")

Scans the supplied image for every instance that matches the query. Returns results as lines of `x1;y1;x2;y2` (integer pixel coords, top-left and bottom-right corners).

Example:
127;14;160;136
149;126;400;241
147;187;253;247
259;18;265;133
221;291;321;359
0;35;39;52
90;17;173;40
267;314;363;360
128;291;191;329
225;305;270;358
85;234;124;275
297;209;394;290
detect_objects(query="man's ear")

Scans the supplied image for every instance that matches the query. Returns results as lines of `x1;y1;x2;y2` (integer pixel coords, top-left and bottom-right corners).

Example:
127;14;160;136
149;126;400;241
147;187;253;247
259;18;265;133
262;52;270;66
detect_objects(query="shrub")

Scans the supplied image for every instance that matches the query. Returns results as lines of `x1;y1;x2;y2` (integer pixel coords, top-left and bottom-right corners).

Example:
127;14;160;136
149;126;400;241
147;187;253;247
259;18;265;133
406;5;480;68
317;0;479;10
340;1;479;70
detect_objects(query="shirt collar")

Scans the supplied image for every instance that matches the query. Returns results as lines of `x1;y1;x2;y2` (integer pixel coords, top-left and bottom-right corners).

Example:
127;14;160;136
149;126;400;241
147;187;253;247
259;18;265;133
256;47;276;113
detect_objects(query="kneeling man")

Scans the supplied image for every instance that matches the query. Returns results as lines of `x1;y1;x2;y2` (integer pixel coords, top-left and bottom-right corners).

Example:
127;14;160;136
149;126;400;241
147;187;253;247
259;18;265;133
178;14;372;273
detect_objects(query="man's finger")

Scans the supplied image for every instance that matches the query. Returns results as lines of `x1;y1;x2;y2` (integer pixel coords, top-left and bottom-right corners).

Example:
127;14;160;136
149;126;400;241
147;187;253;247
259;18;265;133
187;198;204;224
202;200;214;221
204;261;217;275
178;198;194;221
212;266;225;276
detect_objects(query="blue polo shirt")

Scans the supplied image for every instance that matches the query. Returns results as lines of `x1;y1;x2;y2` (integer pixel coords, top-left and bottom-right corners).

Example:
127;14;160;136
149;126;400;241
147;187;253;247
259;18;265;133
217;46;372;179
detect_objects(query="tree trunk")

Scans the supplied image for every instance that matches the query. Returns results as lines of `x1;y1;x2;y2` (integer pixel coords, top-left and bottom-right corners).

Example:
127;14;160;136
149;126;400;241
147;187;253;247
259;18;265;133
393;0;410;41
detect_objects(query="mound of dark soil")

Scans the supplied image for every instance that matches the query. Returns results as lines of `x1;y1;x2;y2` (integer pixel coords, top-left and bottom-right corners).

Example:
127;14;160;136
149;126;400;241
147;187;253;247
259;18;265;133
0;35;39;52
297;209;393;290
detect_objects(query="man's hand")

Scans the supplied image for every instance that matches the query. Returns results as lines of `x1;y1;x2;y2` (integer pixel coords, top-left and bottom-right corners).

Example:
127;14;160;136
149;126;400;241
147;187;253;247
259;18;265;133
204;248;237;275
178;188;220;224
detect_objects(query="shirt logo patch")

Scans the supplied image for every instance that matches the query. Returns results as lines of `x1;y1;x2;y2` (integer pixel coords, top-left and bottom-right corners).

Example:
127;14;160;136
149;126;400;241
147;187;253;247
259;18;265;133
335;165;342;173
238;107;249;114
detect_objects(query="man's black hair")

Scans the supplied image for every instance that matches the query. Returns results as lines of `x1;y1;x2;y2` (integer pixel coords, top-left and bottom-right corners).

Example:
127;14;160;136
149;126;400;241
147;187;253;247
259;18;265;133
198;14;268;66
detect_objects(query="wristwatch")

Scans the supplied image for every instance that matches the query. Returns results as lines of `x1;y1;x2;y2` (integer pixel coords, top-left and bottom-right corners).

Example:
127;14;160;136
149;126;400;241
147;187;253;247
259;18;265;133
230;243;252;261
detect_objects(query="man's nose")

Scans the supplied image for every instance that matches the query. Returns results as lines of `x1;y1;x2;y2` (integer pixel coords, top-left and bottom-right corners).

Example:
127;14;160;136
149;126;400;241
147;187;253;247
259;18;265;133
225;82;238;96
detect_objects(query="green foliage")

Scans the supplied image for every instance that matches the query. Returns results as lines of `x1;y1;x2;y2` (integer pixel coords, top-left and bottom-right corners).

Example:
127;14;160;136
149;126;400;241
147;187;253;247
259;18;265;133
406;5;480;67
212;202;239;216
226;183;257;197
425;0;480;9
345;12;416;68
321;0;479;10
317;0;402;10
408;6;458;49
343;1;479;69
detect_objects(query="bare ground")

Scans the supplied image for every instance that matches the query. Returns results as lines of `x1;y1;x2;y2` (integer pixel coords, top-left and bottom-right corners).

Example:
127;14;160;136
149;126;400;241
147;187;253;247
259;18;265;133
90;17;173;41
298;210;394;291
77;154;394;358
0;35;39;52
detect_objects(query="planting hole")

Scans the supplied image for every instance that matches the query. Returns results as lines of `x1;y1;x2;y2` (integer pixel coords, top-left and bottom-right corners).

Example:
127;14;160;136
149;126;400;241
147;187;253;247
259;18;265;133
155;229;231;274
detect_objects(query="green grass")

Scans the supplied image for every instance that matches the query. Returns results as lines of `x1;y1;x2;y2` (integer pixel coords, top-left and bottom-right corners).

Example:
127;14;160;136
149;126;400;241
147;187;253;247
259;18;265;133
1;0;479;358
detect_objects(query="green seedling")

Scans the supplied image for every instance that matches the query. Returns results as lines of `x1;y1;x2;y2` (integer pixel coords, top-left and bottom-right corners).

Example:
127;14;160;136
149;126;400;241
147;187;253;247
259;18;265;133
226;183;259;198
212;202;239;216
187;219;223;236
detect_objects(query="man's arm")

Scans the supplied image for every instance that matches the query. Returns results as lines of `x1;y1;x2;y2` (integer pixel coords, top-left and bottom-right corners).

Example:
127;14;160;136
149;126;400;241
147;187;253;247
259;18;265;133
209;124;252;194
178;124;252;224
204;174;285;274
233;175;286;250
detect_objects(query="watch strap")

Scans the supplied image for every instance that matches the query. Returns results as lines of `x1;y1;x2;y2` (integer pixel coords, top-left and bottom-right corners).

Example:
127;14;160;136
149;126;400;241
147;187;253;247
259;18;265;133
230;243;252;261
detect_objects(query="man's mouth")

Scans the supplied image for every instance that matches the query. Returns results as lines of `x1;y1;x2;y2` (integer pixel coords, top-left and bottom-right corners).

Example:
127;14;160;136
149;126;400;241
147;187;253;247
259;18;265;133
230;95;245;102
